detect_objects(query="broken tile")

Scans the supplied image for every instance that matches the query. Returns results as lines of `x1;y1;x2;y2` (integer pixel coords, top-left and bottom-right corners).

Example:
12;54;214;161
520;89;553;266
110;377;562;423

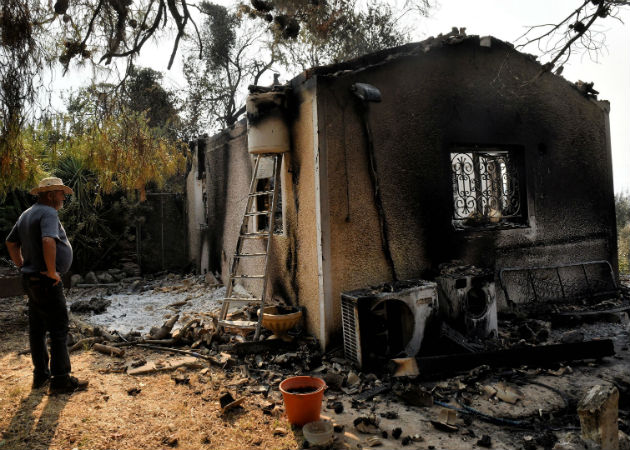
494;382;523;404
430;408;458;432
365;436;382;447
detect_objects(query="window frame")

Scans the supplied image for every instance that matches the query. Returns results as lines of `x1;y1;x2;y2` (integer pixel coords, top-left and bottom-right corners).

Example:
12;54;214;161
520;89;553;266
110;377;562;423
450;144;528;230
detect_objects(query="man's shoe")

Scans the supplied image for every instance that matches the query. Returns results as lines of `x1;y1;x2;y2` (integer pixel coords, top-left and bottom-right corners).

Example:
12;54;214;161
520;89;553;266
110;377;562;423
32;374;50;389
48;376;89;395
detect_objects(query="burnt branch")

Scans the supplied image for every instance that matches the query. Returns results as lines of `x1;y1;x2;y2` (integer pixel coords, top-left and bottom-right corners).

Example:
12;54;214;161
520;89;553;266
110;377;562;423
166;0;189;69
80;0;105;50
58;0;201;70
181;0;203;60
516;0;629;71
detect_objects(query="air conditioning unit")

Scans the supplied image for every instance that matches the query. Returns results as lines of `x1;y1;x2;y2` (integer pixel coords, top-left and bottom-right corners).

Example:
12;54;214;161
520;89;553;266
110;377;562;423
436;268;497;339
341;279;438;369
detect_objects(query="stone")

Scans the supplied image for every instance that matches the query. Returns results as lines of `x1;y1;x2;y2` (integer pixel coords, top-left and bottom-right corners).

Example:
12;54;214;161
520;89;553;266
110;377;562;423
111;271;125;281
477;435;492;448
560;330;585;344
323;372;344;391
122;262;141;277
96;272;114;283
70;274;83;287
70;297;111;314
204;272;219;285
84;271;98;284
347;372;361;387
130;280;143;293
578;384;619;450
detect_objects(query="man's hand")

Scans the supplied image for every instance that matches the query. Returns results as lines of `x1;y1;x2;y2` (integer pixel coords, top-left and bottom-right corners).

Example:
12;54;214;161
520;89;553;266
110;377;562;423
5;241;23;269
40;270;61;285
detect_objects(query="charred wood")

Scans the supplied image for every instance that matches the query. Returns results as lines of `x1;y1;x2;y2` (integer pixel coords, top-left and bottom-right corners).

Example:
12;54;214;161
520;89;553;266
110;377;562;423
415;339;614;378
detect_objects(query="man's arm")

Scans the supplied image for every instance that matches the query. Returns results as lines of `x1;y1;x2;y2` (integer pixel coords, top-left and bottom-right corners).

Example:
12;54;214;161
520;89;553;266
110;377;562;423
41;237;61;285
5;241;23;269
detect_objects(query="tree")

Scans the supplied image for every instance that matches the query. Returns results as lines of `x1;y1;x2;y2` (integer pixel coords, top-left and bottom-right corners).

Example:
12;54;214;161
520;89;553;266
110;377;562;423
182;2;276;135
0;0;49;195
1;0;431;187
516;1;629;74
240;0;431;46
272;0;410;71
124;66;182;133
182;0;419;135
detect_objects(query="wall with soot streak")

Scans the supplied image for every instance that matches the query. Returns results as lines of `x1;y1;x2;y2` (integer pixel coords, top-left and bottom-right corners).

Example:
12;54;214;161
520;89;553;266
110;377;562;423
316;36;616;335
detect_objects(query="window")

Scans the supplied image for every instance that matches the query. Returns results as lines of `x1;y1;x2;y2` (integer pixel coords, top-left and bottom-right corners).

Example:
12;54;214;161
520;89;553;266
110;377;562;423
253;156;284;235
451;146;526;229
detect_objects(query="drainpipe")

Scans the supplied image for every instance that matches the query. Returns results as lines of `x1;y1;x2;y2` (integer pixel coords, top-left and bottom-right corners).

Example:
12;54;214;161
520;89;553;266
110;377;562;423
351;82;397;282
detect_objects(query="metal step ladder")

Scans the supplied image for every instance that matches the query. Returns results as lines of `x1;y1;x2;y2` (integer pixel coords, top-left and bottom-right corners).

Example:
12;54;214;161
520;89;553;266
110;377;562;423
218;153;281;340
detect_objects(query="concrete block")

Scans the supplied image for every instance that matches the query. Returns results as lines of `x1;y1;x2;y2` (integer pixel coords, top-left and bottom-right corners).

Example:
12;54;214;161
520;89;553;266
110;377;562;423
577;384;619;450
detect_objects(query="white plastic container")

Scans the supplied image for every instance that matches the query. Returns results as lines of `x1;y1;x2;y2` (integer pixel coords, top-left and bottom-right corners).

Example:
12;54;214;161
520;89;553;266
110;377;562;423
302;420;334;445
246;91;289;155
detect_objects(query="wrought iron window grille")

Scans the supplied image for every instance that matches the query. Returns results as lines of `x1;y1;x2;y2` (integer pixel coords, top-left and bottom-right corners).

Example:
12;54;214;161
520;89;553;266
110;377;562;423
451;149;524;228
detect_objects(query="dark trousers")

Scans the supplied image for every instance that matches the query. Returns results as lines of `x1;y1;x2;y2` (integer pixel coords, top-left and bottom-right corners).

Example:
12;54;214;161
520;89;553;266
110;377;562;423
22;275;71;378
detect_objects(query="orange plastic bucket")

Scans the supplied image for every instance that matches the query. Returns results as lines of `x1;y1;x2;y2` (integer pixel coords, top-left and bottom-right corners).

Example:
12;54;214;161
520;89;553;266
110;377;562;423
279;376;327;426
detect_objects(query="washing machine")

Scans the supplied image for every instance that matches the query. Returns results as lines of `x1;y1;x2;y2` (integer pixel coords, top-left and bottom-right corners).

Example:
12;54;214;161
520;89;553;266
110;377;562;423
436;267;498;339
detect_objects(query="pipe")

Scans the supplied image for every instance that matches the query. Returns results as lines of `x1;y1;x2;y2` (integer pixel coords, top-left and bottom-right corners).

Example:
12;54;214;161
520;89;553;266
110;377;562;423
351;82;397;282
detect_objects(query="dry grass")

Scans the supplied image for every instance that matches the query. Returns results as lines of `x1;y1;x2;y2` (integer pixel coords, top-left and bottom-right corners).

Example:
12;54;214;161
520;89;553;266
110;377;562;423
0;297;299;450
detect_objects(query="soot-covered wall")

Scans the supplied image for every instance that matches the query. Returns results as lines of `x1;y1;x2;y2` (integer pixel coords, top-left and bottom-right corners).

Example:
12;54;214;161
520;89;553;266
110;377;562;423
317;36;616;327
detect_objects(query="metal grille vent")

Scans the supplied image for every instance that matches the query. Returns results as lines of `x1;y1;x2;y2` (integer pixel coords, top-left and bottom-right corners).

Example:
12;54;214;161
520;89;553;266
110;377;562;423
341;295;362;367
500;260;618;307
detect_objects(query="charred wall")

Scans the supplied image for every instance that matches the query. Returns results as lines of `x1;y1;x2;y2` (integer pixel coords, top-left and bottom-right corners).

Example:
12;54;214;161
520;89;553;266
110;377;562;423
204;123;251;278
202;91;323;340
318;36;616;319
140;193;188;273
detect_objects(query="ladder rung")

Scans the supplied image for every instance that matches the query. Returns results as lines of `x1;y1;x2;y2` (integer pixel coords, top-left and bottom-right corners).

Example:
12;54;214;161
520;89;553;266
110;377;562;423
240;233;269;239
249;191;274;197
219;320;257;330
231;275;265;279
234;253;267;257
219;297;262;303
244;211;271;217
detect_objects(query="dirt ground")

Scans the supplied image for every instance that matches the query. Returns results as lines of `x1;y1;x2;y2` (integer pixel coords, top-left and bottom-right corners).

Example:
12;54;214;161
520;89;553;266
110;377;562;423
0;293;299;450
1;281;630;450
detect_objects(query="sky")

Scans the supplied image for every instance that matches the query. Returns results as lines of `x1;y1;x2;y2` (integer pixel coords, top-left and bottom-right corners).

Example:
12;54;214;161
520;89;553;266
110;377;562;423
51;0;630;192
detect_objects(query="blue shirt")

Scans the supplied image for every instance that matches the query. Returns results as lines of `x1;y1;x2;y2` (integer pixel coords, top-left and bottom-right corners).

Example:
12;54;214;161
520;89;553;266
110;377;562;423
6;203;73;274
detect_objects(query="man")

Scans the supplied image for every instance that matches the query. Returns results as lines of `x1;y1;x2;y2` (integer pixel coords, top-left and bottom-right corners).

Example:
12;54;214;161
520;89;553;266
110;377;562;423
5;177;88;394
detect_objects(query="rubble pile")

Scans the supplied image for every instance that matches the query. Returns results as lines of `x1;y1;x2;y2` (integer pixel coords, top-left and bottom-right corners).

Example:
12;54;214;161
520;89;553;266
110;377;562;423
57;273;630;449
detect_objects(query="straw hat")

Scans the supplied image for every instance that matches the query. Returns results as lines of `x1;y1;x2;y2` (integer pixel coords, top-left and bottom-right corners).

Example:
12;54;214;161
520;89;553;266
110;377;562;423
30;177;74;195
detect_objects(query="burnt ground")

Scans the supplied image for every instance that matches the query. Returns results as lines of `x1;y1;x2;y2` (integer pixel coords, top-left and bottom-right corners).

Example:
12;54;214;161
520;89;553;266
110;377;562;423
0;276;629;450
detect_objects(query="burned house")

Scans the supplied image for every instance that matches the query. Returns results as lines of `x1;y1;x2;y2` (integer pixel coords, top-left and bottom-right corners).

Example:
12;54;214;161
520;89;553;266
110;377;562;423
187;32;618;353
